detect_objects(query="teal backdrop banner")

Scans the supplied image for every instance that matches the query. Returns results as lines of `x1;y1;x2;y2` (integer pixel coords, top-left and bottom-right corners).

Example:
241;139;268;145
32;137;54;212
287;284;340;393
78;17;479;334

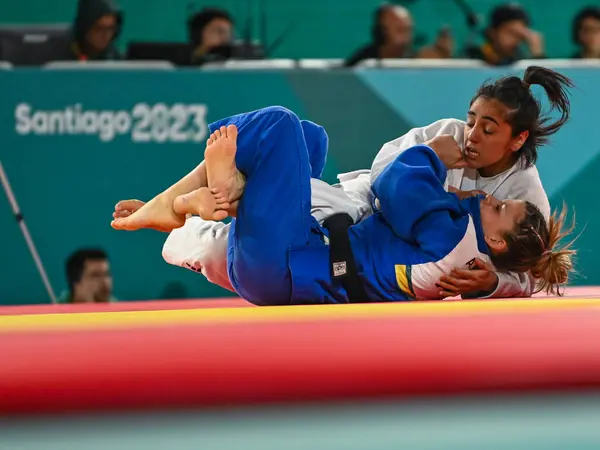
0;66;597;304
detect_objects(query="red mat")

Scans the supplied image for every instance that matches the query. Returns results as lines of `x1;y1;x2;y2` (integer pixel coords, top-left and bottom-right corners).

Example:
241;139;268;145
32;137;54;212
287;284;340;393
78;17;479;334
1;299;600;415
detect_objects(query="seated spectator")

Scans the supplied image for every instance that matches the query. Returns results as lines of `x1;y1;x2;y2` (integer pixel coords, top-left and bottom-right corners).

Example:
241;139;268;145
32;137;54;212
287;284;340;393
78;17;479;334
572;6;600;58
58;248;116;304
62;0;123;61
465;3;544;65
345;5;414;67
188;8;234;65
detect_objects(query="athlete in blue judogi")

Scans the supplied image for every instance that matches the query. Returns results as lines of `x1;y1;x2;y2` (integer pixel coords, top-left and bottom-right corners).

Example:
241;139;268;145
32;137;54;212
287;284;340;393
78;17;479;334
112;106;573;305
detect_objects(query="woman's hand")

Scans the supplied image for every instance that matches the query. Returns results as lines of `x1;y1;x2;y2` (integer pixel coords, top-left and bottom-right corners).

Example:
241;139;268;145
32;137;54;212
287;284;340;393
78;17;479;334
425;135;469;169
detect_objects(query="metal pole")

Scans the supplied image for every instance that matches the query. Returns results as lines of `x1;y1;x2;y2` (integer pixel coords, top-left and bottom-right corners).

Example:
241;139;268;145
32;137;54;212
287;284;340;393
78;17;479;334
0;160;57;304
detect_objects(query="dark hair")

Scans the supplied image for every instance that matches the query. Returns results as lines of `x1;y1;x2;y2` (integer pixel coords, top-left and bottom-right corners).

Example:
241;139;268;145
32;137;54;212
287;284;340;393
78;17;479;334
66;248;108;291
572;6;600;44
188;7;233;46
489;203;576;295
489;3;530;29
372;4;390;45
470;65;574;168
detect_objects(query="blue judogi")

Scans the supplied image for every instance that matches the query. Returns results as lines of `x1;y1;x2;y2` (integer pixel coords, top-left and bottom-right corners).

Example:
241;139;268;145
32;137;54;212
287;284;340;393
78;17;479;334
208;106;490;306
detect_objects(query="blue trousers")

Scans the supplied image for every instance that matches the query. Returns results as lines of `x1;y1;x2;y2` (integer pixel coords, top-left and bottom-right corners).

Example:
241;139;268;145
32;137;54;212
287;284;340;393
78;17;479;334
208;106;329;305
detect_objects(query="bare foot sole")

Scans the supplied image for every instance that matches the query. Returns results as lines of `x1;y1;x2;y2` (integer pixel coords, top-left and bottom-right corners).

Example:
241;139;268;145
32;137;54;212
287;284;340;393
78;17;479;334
173;187;229;221
111;195;185;232
205;125;245;205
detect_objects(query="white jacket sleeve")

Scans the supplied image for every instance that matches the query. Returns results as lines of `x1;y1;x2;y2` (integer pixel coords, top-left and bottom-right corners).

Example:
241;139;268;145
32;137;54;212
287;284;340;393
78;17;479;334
479;271;537;299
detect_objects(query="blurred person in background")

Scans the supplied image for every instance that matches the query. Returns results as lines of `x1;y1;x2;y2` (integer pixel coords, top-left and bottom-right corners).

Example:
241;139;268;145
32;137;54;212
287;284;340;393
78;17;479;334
58;248;116;303
466;3;544;66
572;6;600;59
345;5;415;66
62;0;123;61
345;4;453;67
188;7;234;65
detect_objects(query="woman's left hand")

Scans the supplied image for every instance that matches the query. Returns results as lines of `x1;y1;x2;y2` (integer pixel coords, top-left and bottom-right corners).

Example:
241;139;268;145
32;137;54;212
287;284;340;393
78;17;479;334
436;258;499;299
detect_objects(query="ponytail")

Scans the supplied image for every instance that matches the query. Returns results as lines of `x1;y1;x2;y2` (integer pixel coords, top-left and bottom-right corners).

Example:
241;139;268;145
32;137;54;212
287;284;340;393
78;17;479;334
531;205;577;295
522;66;574;146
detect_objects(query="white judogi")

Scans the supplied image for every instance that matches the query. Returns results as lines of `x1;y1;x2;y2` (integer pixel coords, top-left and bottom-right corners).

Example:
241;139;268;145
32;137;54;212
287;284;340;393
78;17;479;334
162;118;550;298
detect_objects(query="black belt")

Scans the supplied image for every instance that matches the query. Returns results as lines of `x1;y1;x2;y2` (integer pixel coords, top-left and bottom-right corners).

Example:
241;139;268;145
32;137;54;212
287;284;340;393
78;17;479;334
322;213;370;303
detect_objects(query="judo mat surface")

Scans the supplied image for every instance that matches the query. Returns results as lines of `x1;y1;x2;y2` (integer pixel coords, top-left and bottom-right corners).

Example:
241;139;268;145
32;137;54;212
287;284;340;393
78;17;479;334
2;287;600;449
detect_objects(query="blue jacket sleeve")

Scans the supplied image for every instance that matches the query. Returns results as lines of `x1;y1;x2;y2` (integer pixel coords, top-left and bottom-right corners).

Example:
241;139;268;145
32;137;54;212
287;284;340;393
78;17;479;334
372;145;468;259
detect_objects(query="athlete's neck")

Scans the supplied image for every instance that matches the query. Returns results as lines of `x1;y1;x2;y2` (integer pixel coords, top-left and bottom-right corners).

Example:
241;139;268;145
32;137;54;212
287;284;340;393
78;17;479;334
478;154;518;177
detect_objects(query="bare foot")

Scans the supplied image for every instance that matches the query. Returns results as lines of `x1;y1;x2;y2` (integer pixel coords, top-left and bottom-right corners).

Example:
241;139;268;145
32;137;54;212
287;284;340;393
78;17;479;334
111;194;185;232
173;187;229;221
205;125;245;205
113;199;145;219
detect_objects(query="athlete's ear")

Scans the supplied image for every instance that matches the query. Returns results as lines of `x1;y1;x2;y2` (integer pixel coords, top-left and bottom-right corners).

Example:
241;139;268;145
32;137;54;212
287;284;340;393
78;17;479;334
485;235;507;253
510;130;529;152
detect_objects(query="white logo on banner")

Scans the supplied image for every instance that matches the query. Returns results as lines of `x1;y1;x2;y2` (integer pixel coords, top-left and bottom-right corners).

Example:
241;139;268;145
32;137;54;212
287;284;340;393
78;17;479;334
14;103;209;143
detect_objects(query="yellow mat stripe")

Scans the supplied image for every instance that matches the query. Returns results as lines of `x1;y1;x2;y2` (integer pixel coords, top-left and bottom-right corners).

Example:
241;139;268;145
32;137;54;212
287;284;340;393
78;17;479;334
0;298;599;333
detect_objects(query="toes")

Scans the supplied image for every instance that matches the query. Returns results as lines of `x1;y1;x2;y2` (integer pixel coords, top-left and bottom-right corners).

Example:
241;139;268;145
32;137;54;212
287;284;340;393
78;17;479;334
111;218;126;230
212;210;229;221
226;124;238;139
213;129;221;139
219;125;227;137
116;200;143;214
113;210;132;219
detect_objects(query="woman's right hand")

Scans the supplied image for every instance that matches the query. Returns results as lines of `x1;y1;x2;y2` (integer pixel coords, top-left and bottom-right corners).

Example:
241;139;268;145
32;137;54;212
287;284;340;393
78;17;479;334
425;134;469;169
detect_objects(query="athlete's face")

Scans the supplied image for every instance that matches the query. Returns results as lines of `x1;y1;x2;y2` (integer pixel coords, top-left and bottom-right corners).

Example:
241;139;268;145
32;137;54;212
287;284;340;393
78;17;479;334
479;195;527;254
464;97;528;175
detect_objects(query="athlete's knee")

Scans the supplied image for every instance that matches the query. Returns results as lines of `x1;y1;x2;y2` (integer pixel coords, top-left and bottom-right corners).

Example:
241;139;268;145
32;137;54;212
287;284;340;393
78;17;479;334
301;120;327;139
301;120;328;179
259;106;301;128
162;218;230;274
261;105;295;118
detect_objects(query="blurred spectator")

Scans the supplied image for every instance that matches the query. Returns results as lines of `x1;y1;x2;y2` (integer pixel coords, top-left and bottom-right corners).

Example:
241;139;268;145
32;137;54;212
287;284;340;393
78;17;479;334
64;0;123;61
416;26;454;59
465;3;544;65
572;6;600;58
345;5;414;67
58;248;116;304
188;8;234;65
